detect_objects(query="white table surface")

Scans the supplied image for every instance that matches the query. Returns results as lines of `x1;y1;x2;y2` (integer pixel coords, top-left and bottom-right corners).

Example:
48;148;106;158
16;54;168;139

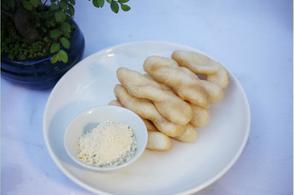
1;0;292;194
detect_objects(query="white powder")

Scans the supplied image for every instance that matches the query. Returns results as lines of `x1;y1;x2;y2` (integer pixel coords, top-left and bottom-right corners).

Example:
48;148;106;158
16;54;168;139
78;121;137;167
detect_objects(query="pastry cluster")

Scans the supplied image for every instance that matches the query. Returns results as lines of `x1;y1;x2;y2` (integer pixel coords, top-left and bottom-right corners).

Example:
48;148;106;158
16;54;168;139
109;50;229;151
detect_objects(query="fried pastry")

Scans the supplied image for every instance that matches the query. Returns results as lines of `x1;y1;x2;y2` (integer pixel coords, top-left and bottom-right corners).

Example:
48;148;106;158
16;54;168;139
108;99;172;151
144;56;209;108
114;85;186;137
117;67;192;125
172;50;219;75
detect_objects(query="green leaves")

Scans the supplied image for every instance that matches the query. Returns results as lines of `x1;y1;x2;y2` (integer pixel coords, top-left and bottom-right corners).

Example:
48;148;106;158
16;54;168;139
30;0;41;7
50;3;58;11
48;0;74;64
49;37;70;64
50;54;59;63
22;0;41;10
110;1;119;13
58;50;68;63
22;0;33;10
67;4;75;16
50;50;69;63
92;0;131;13
16;0;132;65
60;37;70;49
121;4;130;11
117;0;131;12
61;22;71;34
60;0;67;10
93;0;105;8
50;29;62;39
118;0;129;3
55;11;66;22
50;43;60;53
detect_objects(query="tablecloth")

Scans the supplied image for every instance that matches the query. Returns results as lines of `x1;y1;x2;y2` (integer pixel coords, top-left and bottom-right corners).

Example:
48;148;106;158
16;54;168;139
1;0;292;194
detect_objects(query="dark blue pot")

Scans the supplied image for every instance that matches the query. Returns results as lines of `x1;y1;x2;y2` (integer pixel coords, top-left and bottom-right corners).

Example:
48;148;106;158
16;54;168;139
1;20;85;89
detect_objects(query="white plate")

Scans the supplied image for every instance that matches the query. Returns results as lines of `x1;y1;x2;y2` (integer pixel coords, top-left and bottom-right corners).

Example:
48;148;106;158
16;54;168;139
43;41;250;195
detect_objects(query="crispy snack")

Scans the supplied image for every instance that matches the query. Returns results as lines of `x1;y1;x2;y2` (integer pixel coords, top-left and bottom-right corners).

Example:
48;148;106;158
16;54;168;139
172;50;229;89
110;99;199;144
199;80;224;103
147;131;172;151
144;56;209;108
117;67;192;125
109;99;157;131
175;66;223;103
207;67;229;89
144;118;198;143
172;50;219;75
190;105;209;128
109;50;231;152
175;124;197;142
108;99;172;151
114;85;186;137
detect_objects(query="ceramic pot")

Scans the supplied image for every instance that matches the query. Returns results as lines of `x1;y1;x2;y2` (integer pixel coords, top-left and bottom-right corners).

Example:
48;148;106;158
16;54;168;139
1;20;85;89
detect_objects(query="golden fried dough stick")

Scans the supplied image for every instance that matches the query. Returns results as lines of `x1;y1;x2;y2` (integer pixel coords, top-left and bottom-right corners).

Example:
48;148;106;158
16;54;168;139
172;50;229;89
175;124;197;142
190;105;209;128
117;67;192;125
109;99;197;143
145;57;223;104
144;56;209;108
199;80;224;103
207;67;229;89
109;99;157;131
108;99;172;151
172;50;219;75
147;131;172;151
179;66;224;103
114;85;186;137
144;119;198;143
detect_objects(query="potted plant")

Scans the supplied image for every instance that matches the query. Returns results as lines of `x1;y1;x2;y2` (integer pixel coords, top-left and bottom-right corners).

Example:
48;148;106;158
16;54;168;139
1;0;131;88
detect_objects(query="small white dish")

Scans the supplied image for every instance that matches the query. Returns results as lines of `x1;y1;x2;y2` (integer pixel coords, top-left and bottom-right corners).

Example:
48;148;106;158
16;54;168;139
64;105;148;171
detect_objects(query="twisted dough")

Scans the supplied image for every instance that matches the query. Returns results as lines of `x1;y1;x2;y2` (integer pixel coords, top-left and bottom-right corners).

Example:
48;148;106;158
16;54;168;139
199;80;224;103
207;67;229;89
144;56;224;104
172;50;229;89
175;124;197;143
109;99;157;131
144;56;209;108
108;99;172;151
147;131;172;151
108;100;199;143
171;50;219;75
190;105;209;128
114;84;186;137
117;67;192;125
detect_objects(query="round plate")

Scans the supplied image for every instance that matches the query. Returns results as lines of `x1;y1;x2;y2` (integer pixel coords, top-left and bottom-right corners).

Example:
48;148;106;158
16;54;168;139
43;41;250;195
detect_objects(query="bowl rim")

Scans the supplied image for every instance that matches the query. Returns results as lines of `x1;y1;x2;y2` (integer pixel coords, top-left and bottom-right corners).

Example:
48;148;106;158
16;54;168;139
63;105;148;172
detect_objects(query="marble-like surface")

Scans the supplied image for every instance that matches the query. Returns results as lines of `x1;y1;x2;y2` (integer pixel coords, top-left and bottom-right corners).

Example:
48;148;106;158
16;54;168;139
1;0;292;194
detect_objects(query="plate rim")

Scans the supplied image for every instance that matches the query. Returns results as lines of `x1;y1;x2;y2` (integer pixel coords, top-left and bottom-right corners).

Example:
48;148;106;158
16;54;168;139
43;41;251;195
